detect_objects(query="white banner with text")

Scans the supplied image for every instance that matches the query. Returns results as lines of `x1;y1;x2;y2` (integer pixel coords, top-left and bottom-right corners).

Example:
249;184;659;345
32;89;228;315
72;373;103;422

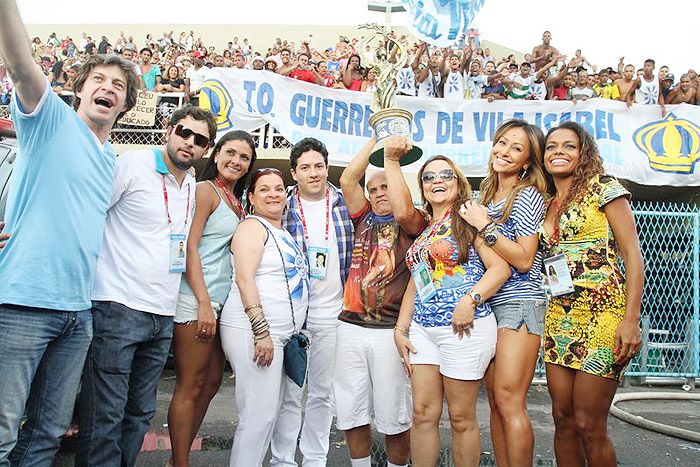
200;69;700;186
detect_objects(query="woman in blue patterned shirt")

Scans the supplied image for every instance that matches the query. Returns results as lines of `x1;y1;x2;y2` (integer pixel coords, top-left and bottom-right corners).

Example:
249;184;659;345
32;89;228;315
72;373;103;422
393;154;510;467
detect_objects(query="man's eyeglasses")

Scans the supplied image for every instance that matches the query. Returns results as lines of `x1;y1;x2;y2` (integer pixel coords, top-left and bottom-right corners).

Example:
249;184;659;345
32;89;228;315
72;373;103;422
173;124;210;148
420;169;457;185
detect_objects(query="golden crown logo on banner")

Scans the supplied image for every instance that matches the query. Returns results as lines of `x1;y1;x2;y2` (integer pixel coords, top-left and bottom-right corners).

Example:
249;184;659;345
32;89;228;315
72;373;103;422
200;79;234;132
633;113;700;174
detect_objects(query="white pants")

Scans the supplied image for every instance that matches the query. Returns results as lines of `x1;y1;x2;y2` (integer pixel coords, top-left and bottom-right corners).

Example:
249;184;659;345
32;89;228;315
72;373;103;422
220;325;287;467
270;324;336;467
333;322;412;434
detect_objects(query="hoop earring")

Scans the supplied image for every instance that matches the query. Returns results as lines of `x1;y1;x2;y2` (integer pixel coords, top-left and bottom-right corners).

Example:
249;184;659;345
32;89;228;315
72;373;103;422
518;166;529;181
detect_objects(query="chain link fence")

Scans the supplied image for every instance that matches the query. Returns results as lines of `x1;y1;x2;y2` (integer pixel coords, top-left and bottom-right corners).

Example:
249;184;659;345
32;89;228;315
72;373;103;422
626;201;699;379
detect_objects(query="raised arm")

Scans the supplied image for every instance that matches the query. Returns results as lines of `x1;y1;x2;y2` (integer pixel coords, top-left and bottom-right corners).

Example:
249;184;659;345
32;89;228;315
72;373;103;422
459;43;473;74
536;55;561;81
383;135;426;236
338;136;376;216
547;57;570;87
0;0;49;113
342;62;354;87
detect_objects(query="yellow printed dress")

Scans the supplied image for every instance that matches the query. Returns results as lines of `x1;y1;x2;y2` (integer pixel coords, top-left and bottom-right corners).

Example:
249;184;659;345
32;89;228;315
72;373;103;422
539;175;631;381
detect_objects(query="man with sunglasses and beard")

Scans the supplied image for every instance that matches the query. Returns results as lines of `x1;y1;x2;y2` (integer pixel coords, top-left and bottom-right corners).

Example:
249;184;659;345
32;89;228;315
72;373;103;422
75;106;216;467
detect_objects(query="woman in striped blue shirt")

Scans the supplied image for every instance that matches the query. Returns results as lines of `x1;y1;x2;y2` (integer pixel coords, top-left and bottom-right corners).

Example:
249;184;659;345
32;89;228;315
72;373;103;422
459;119;547;467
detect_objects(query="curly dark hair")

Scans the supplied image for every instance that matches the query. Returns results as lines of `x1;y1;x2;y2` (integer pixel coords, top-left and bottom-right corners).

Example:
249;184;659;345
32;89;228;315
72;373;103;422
544;121;605;221
289;137;328;170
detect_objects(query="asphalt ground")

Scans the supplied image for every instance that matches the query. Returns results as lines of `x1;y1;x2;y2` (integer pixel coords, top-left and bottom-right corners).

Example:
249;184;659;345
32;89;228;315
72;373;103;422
52;369;700;466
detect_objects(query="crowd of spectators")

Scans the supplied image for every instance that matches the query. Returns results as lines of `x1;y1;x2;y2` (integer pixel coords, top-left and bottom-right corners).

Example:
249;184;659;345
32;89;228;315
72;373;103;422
2;29;699;113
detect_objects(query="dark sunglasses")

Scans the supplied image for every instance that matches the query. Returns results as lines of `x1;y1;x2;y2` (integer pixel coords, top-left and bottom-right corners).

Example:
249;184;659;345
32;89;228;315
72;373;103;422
173;124;210;148
420;169;457;185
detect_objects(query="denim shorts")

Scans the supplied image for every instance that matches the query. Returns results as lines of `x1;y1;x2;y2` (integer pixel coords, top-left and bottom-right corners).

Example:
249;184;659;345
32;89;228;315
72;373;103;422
491;299;546;336
174;292;222;324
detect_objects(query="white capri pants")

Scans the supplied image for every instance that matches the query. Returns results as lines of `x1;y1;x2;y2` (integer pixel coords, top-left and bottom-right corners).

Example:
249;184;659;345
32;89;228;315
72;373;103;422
410;314;497;380
220;325;287;467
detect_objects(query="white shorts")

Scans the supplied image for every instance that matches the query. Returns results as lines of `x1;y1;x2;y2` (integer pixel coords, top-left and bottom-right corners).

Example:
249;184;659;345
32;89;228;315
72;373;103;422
333;322;412;435
409;314;497;380
173;292;222;324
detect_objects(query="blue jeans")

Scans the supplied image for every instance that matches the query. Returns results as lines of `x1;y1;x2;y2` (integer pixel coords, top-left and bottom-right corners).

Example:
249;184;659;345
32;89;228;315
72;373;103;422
75;301;173;467
0;304;92;467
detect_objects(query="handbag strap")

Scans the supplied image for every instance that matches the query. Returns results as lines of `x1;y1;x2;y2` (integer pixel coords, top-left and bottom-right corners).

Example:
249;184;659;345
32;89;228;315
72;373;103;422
256;217;296;328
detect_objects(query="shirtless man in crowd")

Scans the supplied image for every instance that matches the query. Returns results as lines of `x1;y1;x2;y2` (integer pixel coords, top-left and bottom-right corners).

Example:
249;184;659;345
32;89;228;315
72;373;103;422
665;74;697;104
530;31;558;71
615;63;637;103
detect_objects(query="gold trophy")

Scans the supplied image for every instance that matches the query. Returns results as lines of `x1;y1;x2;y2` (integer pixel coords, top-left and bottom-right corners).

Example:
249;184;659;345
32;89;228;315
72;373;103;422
359;23;422;167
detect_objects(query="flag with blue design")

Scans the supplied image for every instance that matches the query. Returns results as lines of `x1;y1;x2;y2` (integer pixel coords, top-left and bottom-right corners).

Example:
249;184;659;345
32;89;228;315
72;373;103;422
401;0;485;47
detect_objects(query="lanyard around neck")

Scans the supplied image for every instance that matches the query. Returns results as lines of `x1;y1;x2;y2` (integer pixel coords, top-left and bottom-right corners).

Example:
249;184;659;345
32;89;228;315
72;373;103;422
162;175;191;232
296;188;330;245
214;177;245;219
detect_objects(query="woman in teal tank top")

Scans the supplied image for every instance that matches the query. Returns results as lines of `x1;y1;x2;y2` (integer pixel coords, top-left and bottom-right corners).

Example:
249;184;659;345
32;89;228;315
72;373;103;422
167;130;257;466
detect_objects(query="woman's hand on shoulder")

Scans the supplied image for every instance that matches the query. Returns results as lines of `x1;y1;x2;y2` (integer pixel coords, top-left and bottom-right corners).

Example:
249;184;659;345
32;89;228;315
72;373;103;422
458;200;491;231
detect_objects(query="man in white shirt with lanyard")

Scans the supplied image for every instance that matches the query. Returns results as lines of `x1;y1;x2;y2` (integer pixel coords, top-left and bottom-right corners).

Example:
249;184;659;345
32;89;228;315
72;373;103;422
273;137;354;467
75;106;216;467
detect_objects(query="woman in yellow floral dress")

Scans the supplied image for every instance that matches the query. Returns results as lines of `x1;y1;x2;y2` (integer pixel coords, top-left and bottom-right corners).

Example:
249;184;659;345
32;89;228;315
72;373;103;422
540;122;644;466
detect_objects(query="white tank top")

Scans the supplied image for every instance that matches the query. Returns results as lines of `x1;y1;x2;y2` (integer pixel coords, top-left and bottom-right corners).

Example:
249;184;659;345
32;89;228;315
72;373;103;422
530;80;547;100
220;216;309;337
635;76;659;104
396;66;416;96
418;70;441;98
443;70;465;99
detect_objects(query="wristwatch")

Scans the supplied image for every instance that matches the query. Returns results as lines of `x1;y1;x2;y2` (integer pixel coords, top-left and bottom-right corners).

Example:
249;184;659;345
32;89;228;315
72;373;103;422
479;222;499;246
467;290;483;307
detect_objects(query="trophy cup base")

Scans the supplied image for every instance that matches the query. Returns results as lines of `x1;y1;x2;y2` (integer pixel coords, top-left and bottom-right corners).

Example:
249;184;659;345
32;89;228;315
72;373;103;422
368;108;423;167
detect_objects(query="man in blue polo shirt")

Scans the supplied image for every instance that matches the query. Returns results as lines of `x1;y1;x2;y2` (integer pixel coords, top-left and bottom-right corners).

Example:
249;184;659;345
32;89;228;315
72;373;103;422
0;1;139;464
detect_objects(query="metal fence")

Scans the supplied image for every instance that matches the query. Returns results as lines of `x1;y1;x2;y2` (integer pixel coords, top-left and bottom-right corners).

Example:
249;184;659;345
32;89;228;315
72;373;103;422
532;201;700;382
626;201;699;380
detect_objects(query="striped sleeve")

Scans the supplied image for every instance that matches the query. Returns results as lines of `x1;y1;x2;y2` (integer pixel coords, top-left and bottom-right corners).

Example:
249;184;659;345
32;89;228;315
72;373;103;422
512;187;545;237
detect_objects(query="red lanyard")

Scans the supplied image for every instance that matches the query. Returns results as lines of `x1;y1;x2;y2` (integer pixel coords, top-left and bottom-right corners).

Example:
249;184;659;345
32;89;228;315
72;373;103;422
214;177;245;219
548;197;561;249
162;175;191;231
297;188;329;245
416;207;452;250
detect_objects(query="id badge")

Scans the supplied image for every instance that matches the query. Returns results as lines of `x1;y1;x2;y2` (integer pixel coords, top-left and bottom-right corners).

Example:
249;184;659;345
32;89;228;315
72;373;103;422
169;234;187;273
308;246;329;279
412;261;437;303
543;253;574;296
